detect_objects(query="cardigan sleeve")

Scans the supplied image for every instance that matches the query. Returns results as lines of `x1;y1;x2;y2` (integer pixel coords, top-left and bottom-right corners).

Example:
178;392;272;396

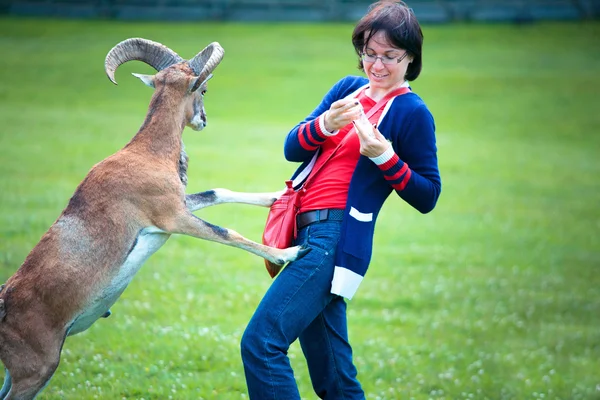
283;78;348;162
371;104;441;213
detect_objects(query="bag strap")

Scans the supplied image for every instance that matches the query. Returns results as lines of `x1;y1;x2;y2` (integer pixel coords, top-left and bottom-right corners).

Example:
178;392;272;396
364;86;410;120
292;149;319;189
302;85;411;188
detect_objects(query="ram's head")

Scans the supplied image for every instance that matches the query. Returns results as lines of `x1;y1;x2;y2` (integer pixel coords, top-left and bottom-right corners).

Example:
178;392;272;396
104;38;224;131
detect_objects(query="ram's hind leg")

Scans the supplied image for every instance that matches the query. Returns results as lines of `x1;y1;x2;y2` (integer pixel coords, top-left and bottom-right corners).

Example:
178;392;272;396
2;334;64;400
186;188;283;212
3;356;60;400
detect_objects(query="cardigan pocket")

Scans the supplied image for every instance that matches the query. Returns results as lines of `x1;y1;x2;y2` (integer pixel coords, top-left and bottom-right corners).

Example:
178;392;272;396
342;208;375;259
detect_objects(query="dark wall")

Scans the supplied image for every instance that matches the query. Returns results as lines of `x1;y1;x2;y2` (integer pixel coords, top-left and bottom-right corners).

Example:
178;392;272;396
4;0;600;22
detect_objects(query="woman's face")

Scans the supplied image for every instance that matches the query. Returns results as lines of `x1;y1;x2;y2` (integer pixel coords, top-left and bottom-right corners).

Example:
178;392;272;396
362;31;412;93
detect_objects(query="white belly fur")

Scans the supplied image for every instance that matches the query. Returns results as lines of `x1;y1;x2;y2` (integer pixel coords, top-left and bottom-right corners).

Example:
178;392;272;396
68;227;170;335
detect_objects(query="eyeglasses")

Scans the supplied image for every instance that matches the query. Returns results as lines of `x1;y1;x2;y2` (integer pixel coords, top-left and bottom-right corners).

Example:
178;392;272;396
361;52;408;65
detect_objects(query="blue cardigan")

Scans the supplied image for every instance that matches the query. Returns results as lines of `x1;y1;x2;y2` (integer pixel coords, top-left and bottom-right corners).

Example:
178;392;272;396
284;75;441;299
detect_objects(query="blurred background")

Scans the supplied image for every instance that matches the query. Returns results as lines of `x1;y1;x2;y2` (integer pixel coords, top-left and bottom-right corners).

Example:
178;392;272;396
3;0;600;22
0;1;599;399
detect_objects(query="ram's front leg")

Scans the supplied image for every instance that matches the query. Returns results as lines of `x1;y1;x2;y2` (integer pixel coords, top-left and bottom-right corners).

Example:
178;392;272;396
186;188;284;212
166;211;309;265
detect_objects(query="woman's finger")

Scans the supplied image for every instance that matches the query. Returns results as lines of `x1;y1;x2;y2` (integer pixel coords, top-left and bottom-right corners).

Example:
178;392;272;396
353;115;375;138
331;98;357;111
372;125;385;140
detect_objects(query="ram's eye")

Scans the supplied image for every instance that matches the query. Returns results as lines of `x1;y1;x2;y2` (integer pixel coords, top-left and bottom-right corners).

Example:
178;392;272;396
201;90;207;96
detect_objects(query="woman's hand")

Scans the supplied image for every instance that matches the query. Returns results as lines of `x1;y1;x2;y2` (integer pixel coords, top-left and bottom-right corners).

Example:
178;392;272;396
353;120;392;158
324;99;363;132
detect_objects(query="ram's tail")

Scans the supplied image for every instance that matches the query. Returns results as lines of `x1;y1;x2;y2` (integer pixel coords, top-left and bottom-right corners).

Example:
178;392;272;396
0;284;5;321
0;284;10;399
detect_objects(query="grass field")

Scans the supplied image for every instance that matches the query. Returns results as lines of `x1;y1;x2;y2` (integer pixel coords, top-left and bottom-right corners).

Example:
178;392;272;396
0;16;599;400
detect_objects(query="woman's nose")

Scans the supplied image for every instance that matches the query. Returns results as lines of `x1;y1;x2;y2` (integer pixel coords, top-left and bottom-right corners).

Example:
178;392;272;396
372;57;386;68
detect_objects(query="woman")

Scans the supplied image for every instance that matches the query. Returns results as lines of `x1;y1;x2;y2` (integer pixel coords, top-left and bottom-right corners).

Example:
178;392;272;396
241;1;441;398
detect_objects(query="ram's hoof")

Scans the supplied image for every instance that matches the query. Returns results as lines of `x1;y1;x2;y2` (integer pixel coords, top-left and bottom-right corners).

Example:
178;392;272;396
297;246;311;260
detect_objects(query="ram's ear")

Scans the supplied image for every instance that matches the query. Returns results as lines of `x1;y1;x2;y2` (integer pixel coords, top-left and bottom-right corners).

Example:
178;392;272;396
132;73;156;88
189;73;213;93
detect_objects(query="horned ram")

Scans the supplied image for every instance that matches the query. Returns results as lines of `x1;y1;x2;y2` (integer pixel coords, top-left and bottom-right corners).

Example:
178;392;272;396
0;38;307;399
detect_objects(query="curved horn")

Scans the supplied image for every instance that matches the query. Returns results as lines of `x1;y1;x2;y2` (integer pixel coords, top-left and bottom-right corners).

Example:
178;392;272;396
188;42;225;82
104;38;183;85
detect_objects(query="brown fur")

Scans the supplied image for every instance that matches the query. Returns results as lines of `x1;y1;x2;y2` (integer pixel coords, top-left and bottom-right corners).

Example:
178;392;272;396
0;59;305;400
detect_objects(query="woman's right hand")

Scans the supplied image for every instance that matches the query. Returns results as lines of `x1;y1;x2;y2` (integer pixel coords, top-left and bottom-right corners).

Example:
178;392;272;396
324;99;363;132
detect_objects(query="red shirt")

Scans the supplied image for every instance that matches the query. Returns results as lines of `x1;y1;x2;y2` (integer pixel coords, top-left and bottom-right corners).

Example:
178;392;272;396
300;90;383;212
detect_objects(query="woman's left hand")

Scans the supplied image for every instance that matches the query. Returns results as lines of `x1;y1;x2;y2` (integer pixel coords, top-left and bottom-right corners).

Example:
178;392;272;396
352;120;392;158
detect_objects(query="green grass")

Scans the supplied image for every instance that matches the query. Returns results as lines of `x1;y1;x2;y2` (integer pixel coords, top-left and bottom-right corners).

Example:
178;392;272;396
1;17;599;400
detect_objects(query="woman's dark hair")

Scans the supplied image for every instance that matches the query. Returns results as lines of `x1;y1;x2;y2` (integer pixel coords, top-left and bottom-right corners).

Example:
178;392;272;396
352;1;423;81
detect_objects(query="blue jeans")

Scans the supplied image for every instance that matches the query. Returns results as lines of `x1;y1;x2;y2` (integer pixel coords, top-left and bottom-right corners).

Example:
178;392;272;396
241;220;365;399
